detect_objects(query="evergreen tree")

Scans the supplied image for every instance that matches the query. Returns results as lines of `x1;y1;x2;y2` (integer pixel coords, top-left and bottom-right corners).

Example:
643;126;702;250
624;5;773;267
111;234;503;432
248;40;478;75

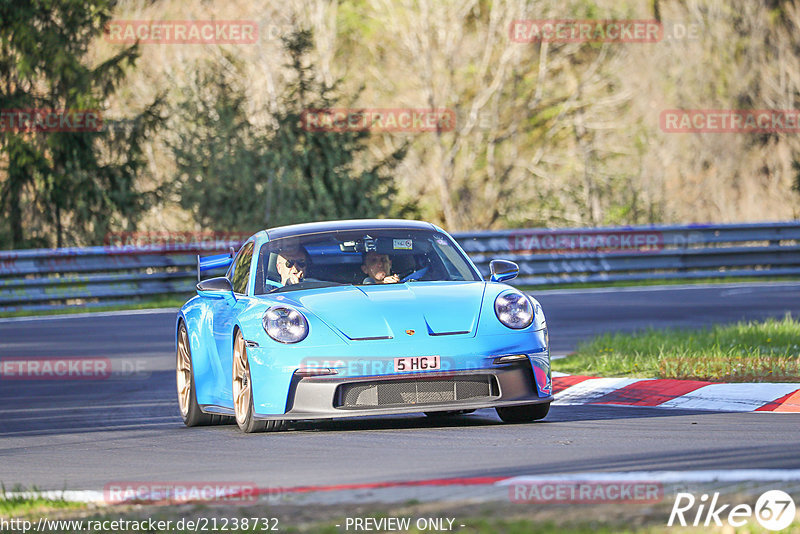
0;0;162;248
170;57;267;232
172;29;408;232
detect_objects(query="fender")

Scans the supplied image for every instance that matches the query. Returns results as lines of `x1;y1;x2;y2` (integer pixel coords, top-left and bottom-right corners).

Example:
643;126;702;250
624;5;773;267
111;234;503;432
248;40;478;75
178;296;229;407
236;299;319;416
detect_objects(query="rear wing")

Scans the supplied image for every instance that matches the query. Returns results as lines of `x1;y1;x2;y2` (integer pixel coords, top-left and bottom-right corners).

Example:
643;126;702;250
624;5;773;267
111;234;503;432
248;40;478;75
197;247;235;282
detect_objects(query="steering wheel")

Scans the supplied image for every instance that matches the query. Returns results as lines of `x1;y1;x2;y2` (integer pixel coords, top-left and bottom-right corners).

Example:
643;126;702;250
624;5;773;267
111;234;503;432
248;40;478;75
264;279;282;290
400;266;429;283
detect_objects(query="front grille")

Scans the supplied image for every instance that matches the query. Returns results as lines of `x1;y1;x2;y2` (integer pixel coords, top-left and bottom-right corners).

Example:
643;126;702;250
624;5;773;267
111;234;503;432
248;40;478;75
335;375;498;409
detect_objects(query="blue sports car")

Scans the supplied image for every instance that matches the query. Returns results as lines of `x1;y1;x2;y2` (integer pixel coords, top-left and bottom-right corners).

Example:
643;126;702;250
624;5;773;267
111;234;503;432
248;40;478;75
176;219;552;432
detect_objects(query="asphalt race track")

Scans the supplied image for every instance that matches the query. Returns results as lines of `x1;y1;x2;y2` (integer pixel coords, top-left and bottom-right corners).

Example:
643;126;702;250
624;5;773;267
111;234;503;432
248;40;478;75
1;282;799;492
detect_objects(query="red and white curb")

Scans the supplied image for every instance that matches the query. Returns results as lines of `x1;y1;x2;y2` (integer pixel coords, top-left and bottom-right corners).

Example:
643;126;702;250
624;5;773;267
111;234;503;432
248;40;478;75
552;372;800;412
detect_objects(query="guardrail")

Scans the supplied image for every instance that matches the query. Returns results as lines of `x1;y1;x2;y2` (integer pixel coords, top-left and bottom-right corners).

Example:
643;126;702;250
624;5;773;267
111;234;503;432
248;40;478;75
1;222;799;312
456;221;800;285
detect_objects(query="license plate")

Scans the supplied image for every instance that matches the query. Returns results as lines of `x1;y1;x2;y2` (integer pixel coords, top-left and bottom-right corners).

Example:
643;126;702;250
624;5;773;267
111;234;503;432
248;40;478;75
394;356;440;372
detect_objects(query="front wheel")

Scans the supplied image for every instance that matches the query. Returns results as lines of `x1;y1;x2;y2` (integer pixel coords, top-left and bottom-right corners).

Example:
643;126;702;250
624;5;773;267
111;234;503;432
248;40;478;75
496;402;550;423
232;331;286;433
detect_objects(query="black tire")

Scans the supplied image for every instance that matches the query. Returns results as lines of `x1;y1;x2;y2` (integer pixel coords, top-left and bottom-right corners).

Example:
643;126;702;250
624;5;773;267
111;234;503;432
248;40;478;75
232;330;287;433
496;402;550;423
177;322;231;426
424;410;476;417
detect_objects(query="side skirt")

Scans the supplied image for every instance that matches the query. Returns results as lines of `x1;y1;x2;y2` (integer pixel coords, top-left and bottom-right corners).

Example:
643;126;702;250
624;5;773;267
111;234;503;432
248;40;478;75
199;404;236;416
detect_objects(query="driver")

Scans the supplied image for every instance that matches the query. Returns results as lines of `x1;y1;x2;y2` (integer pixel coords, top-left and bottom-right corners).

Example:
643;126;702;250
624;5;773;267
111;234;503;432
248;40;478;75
361;252;400;284
276;249;308;286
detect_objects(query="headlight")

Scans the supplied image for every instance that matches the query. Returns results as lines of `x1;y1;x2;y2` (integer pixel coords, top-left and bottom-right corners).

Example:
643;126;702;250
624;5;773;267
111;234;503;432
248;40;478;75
263;306;309;343
494;291;534;329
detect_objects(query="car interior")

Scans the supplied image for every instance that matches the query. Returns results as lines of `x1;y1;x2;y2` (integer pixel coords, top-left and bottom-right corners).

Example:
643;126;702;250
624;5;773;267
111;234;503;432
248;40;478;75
254;236;442;294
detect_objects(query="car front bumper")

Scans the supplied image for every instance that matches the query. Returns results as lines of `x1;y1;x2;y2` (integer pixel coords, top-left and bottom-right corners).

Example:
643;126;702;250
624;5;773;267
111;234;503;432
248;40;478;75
253;362;551;420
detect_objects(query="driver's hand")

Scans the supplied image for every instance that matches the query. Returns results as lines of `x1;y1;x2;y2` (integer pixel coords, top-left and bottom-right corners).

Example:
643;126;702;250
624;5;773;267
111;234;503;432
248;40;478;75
383;274;400;284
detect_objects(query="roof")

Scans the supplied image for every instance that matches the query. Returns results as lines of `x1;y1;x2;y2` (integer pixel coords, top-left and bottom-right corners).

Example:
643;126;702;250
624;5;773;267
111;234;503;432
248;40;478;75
264;219;439;240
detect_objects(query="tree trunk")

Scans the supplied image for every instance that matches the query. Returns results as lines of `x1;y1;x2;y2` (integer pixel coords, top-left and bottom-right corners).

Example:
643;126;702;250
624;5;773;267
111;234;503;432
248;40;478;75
55;202;63;248
9;184;23;248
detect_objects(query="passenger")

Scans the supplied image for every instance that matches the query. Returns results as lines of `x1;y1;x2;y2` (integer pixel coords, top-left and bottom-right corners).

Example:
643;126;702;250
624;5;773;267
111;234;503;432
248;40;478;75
276;249;308;286
361;252;400;284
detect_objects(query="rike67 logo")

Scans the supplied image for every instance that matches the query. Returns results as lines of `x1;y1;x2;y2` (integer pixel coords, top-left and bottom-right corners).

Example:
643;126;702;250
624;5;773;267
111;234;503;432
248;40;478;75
669;490;796;531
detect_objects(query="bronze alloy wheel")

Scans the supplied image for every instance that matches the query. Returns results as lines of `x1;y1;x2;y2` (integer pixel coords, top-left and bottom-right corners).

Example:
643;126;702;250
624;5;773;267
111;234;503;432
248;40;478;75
232;330;286;433
232;332;251;427
176;325;192;418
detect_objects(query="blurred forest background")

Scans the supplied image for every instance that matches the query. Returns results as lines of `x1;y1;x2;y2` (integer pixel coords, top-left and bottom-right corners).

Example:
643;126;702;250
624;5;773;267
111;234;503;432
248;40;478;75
2;0;800;249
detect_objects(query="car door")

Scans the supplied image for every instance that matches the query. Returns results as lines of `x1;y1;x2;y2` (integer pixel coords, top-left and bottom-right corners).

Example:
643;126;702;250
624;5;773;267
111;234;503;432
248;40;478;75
211;241;254;405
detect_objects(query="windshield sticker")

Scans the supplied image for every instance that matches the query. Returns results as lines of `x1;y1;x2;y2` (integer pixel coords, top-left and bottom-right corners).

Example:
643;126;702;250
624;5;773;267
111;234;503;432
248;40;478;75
393;239;413;250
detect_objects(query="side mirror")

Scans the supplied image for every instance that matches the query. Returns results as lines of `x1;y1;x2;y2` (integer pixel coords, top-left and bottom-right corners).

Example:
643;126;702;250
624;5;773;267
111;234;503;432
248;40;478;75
196;276;235;299
489;260;519;283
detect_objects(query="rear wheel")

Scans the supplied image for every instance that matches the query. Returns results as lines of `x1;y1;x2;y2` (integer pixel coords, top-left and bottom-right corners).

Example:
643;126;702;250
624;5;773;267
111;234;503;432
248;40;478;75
177;322;230;426
232;331;286;433
496;402;550;423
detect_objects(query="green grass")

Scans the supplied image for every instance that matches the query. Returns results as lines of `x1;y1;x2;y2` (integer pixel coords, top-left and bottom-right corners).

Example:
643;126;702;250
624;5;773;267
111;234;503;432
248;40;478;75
3;494;799;533
554;314;800;382
0;486;85;517
0;295;190;318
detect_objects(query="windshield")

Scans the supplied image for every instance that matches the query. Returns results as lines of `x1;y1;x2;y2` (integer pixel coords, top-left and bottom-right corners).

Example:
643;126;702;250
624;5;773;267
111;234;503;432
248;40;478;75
254;228;482;294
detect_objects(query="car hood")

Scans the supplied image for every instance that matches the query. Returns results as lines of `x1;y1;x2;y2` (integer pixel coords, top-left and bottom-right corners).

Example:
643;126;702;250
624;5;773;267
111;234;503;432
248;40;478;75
282;282;487;340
